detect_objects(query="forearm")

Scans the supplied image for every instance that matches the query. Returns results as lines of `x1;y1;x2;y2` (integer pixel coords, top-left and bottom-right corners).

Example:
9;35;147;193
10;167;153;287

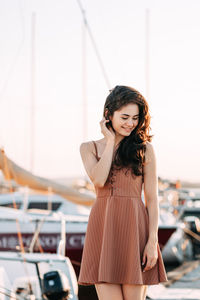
92;139;115;187
146;198;159;244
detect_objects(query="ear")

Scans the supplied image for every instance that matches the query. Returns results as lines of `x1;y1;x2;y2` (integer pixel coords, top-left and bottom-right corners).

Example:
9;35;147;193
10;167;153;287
105;108;109;119
105;108;113;122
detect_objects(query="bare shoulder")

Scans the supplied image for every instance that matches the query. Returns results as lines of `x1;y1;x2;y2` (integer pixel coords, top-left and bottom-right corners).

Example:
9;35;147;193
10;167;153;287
80;138;105;152
80;141;94;155
79;141;100;183
80;141;92;150
144;141;156;164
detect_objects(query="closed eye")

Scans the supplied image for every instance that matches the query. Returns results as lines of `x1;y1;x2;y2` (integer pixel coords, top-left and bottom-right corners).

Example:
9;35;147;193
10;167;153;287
121;117;139;120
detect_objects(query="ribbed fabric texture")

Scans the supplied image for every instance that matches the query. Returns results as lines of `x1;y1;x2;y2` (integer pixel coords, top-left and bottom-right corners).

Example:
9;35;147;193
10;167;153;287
78;141;168;286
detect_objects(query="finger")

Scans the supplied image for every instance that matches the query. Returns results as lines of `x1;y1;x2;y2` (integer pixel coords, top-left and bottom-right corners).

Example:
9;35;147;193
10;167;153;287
147;263;155;271
100;119;109;124
100;118;106;122
145;260;156;272
142;253;147;265
102;120;109;125
143;258;152;272
102;120;110;125
150;258;157;269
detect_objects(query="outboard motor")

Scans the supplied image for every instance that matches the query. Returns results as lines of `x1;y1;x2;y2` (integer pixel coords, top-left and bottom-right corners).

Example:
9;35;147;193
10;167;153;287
42;270;71;300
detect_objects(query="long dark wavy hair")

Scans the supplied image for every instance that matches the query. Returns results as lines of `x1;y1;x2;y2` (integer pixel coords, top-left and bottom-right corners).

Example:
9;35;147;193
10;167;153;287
103;85;153;182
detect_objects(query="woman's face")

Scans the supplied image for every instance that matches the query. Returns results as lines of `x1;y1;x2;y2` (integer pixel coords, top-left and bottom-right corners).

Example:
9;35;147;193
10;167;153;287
110;103;139;136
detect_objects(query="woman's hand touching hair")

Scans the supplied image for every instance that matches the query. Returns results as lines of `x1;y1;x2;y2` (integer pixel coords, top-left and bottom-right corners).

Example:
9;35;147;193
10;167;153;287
99;116;115;141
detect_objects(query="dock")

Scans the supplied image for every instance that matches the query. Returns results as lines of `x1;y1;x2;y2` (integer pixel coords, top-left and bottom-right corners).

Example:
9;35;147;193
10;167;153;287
147;259;200;300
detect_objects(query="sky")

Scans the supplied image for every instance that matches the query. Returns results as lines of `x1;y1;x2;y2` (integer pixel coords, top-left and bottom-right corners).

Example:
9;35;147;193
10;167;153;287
0;0;200;183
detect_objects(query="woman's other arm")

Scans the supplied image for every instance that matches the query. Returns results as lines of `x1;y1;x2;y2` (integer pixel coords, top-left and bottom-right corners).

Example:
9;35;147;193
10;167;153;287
142;142;159;272
143;142;159;244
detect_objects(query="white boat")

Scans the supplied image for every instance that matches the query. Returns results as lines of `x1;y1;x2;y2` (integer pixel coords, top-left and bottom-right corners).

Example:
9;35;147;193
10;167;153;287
0;191;91;216
0;191;178;254
0;251;78;299
0;205;88;279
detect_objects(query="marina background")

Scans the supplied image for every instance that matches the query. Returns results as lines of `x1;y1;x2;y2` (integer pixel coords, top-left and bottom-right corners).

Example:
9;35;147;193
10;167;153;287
0;0;200;183
0;1;200;299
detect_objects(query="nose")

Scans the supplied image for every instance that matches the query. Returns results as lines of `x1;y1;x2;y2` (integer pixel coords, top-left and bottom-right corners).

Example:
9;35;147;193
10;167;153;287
125;120;134;127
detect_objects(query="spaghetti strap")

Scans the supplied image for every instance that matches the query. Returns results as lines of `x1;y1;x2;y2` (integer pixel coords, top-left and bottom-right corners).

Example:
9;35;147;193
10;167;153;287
92;141;100;160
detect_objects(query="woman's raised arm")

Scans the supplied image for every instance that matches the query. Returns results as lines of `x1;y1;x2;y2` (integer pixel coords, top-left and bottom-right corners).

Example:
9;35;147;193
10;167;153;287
80;139;115;188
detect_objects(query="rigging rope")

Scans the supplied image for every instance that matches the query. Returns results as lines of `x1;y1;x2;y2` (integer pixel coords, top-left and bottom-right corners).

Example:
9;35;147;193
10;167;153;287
76;0;111;89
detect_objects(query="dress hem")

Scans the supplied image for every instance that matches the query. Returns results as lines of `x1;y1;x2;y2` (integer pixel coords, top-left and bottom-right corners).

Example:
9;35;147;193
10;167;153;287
78;279;168;286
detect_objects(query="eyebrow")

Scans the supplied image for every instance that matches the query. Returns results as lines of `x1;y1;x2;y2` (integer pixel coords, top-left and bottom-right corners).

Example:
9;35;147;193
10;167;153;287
120;113;139;117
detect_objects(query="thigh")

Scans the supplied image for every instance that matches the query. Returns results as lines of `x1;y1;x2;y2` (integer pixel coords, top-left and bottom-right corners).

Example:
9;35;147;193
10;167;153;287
95;283;123;300
122;284;148;300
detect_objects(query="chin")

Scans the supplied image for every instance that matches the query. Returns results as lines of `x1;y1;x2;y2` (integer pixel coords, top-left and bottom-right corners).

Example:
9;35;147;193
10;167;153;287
118;131;131;137
121;130;132;135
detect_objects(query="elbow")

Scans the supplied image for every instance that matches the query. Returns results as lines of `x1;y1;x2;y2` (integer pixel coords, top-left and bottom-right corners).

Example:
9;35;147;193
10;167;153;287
93;180;105;188
91;172;105;188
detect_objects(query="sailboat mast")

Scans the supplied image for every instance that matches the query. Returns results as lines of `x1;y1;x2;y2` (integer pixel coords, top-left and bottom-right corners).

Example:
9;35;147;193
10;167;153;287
145;8;150;101
82;10;87;142
30;12;36;172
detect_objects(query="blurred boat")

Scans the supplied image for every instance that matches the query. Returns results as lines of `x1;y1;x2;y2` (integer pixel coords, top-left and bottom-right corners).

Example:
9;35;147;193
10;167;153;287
0;191;176;250
0;193;177;257
0;191;91;216
0;206;88;277
158;208;178;251
0;251;78;300
160;189;200;264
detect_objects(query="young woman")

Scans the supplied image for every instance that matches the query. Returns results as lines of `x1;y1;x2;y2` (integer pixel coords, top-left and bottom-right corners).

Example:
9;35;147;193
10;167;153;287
78;85;168;300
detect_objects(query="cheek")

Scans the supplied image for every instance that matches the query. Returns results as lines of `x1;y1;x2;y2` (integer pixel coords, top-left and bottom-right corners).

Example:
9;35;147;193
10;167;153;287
135;120;139;126
112;119;123;127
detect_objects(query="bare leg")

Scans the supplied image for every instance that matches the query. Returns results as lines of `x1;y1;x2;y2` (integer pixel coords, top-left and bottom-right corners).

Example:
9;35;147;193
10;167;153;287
142;285;148;300
95;283;124;300
122;284;148;300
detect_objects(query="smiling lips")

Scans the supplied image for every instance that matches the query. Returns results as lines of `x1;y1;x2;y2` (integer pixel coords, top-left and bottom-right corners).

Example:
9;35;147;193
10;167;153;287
122;127;132;132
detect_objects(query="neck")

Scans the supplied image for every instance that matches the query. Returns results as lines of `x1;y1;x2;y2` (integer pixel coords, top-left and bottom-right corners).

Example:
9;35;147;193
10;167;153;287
114;134;125;147
102;135;124;147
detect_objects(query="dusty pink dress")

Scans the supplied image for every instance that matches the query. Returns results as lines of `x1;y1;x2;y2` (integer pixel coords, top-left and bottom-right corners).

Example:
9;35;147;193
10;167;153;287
78;141;168;285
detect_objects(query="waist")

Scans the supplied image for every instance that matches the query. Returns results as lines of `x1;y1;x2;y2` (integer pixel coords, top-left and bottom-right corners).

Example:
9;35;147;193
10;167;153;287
95;186;141;198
